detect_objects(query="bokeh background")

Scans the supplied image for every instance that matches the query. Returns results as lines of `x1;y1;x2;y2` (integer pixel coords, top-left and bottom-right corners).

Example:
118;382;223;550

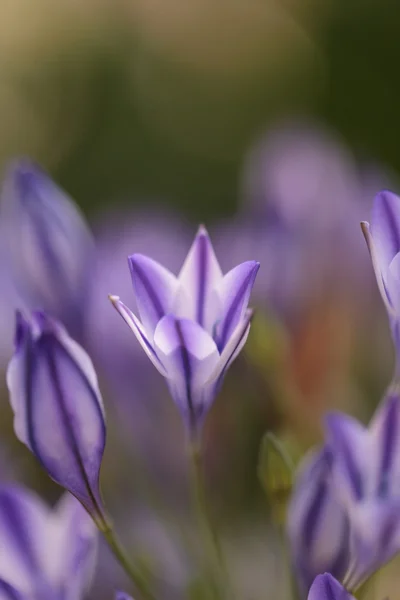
0;1;399;599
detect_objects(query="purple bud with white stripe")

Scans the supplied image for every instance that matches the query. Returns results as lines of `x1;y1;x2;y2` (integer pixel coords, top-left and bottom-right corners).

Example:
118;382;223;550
0;486;97;600
361;191;400;361
7;311;106;522
287;448;350;596
308;574;355;600
110;225;259;437
0;159;94;338
325;391;400;590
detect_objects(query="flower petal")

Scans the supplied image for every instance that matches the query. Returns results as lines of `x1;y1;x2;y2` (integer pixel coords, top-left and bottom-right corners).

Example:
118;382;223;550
208;310;253;385
0;486;50;595
308;573;354;600
128;254;178;336
370;191;400;278
287;449;350;595
361;221;394;314
368;391;400;497
7;312;106;519
108;296;167;376
0;579;31;600
325;413;369;507
153;315;220;429
215;261;259;351
175;226;223;330
46;493;98;600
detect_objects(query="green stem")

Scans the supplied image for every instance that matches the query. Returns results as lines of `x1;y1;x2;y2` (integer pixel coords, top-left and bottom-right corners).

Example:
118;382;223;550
99;518;156;600
188;439;232;599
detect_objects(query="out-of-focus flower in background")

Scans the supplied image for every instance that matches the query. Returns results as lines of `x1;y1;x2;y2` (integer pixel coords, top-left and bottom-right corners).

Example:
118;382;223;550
287;447;349;596
0;486;97;600
0;160;94;340
326;392;400;591
110;225;259;439
7;311;106;521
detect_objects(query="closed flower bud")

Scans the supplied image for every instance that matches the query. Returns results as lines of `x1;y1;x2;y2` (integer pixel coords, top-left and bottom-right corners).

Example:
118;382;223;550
7;310;106;523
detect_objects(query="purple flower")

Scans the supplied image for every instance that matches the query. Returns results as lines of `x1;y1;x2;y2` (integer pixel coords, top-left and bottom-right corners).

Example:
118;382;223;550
362;191;400;351
0;486;97;600
7;311;106;522
0;159;94;337
325;391;400;590
110;225;259;437
308;574;355;600
115;593;133;600
287;448;350;596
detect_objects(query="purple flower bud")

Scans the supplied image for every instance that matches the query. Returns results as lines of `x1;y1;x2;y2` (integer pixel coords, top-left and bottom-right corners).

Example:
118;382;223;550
7;311;106;521
362;191;400;355
110;225;259;437
287;448;350;596
325;391;400;590
0;159;94;337
0;486;97;600
308;574;355;600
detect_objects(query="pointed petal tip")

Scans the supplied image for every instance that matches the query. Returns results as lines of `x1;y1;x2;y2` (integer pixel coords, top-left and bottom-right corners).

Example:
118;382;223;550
108;294;120;304
197;223;209;236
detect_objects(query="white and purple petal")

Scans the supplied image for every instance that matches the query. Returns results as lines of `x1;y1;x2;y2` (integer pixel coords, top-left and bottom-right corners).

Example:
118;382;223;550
287;449;350;595
175;226;223;331
46;493;98;600
128;254;178;336
153;315;220;432
0;486;49;596
215;260;259;351
370;191;400;277
108;296;167;376
324;413;369;508
7;312;106;519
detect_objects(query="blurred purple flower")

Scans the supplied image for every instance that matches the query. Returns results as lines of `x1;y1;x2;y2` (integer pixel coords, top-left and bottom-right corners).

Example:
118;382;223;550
325;391;400;590
110;225;259;438
0;159;94;338
0;486;97;600
308;574;355;600
362;190;400;354
216;122;390;316
287;448;350;596
115;593;133;600
7;311;106;522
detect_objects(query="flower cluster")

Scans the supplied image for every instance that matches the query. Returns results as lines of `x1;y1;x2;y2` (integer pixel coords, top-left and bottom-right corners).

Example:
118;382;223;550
0;155;399;600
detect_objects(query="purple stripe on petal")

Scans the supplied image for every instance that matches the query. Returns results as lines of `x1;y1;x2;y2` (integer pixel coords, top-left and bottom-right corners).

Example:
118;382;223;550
196;233;207;326
302;479;327;552
129;260;164;321
378;191;400;257
0;579;27;600
217;261;259;351
173;320;194;431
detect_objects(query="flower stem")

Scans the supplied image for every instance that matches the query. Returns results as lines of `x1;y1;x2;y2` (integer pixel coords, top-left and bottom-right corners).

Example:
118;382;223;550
99;517;156;600
188;439;232;599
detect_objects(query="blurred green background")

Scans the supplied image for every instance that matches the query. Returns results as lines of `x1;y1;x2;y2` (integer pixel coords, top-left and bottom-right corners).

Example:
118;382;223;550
0;0;396;220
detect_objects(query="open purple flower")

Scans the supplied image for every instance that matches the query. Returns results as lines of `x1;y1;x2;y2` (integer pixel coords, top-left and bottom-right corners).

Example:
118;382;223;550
325;391;400;590
0;486;97;600
361;191;400;351
287;447;350;596
7;311;106;522
0;159;94;338
110;225;259;437
308;574;355;600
